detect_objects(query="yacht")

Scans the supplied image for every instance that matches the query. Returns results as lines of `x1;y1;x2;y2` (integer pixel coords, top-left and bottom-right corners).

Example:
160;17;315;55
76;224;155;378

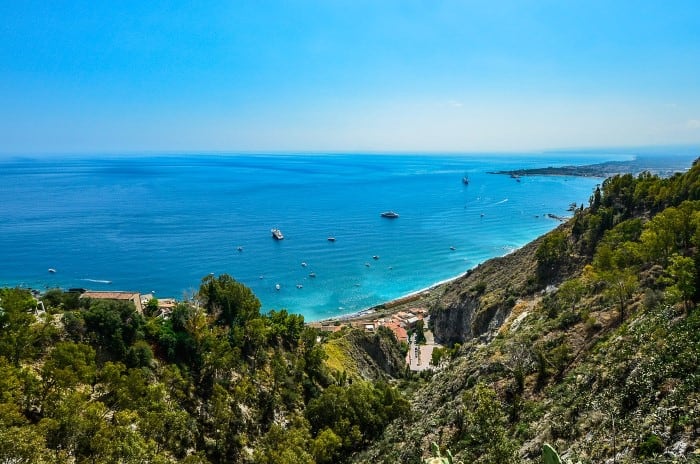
271;228;284;240
380;211;399;218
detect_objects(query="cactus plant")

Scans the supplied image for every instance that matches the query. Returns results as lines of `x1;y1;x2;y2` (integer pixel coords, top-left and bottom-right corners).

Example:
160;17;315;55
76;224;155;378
542;443;562;464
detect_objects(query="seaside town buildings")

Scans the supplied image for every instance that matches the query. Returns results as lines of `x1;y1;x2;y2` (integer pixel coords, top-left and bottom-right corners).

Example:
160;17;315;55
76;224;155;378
314;306;440;371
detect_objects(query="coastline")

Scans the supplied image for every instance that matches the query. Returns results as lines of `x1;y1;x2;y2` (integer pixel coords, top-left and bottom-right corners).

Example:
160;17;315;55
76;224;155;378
308;243;528;326
309;271;467;326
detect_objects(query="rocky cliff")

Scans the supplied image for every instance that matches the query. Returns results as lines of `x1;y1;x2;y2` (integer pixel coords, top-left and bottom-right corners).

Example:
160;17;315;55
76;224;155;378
430;231;546;344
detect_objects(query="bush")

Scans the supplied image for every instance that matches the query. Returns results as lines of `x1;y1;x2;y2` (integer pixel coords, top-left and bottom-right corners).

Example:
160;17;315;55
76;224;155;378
638;432;664;457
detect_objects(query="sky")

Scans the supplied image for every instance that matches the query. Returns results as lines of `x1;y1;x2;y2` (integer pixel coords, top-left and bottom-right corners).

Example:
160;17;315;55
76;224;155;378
1;0;700;154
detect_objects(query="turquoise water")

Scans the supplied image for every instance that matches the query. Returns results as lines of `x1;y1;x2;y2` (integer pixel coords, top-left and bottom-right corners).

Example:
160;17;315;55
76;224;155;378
0;153;613;321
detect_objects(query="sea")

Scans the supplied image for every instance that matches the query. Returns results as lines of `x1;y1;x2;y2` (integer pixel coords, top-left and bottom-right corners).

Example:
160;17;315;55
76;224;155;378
0;152;629;321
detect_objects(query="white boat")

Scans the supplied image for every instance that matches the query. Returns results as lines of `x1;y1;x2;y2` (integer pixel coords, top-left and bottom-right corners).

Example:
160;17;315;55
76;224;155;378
380;211;399;218
48;268;56;273
275;283;281;291
327;236;336;242
271;228;284;240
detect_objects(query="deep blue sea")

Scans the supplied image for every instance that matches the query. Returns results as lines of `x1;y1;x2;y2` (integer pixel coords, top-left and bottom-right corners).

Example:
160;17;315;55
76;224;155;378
0;153;621;321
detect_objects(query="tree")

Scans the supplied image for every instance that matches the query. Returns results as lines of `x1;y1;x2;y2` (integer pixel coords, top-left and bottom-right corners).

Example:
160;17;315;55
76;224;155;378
90;410;159;463
311;427;343;464
600;268;638;324
535;231;568;283
414;319;426;344
198;274;261;328
0;288;38;366
253;419;314;464
82;299;144;361
459;382;518;464
144;297;160;316
663;254;696;311
557;278;586;312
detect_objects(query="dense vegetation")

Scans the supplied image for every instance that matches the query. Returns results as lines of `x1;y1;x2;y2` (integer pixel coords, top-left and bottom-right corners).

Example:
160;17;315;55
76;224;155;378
0;274;408;463
4;158;700;463
356;159;700;463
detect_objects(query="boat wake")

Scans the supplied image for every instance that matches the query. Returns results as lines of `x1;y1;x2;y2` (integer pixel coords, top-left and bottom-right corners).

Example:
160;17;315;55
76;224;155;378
81;278;113;284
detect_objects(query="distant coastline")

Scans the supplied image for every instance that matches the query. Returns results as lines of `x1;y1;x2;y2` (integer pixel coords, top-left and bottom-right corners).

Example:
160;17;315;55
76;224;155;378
489;154;695;179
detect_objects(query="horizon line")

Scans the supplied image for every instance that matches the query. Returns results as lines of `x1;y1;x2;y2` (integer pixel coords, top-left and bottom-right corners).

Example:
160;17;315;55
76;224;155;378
0;143;698;159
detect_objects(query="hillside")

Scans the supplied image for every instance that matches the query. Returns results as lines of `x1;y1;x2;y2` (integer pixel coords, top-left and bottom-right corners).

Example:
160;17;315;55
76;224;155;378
3;158;700;463
354;159;700;463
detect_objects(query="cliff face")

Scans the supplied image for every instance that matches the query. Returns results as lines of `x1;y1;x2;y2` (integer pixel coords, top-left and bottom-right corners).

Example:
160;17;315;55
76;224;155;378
351;328;406;378
323;327;406;381
429;230;554;345
431;295;512;344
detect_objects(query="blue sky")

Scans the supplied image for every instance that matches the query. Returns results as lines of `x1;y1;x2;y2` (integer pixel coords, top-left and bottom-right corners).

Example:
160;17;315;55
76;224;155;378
1;0;700;154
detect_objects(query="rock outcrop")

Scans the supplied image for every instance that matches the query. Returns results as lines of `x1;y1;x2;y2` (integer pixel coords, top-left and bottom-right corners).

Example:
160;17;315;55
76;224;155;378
430;231;549;344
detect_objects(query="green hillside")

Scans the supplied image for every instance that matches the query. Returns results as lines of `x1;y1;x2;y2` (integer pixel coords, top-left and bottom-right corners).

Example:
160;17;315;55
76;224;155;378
3;159;700;463
356;160;700;463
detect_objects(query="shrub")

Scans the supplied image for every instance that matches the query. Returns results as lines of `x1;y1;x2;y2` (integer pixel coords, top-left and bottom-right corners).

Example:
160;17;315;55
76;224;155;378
638;432;664;457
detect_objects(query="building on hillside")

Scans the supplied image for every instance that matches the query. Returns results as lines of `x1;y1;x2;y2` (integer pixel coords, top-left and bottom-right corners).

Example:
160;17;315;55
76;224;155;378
139;294;178;317
383;321;408;343
80;291;143;313
405;315;421;328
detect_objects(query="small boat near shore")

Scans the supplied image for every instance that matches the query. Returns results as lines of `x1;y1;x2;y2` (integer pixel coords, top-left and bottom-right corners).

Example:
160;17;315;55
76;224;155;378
271;228;284;240
380;211;399;218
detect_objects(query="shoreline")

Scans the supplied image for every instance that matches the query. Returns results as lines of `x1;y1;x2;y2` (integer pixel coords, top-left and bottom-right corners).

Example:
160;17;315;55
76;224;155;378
309;243;528;326
310;271;468;325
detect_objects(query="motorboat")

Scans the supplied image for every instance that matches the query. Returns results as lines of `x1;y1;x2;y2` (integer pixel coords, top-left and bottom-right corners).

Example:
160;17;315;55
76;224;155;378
380;211;399;218
48;268;56;273
271;228;284;240
373;255;379;260
327;236;336;242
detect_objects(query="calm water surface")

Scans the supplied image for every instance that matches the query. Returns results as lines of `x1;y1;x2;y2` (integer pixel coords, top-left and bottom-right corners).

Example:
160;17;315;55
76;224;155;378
0;153;616;320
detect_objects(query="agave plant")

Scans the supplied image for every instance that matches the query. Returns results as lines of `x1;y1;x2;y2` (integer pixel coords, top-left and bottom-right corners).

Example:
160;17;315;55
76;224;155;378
424;442;463;464
542;443;562;464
